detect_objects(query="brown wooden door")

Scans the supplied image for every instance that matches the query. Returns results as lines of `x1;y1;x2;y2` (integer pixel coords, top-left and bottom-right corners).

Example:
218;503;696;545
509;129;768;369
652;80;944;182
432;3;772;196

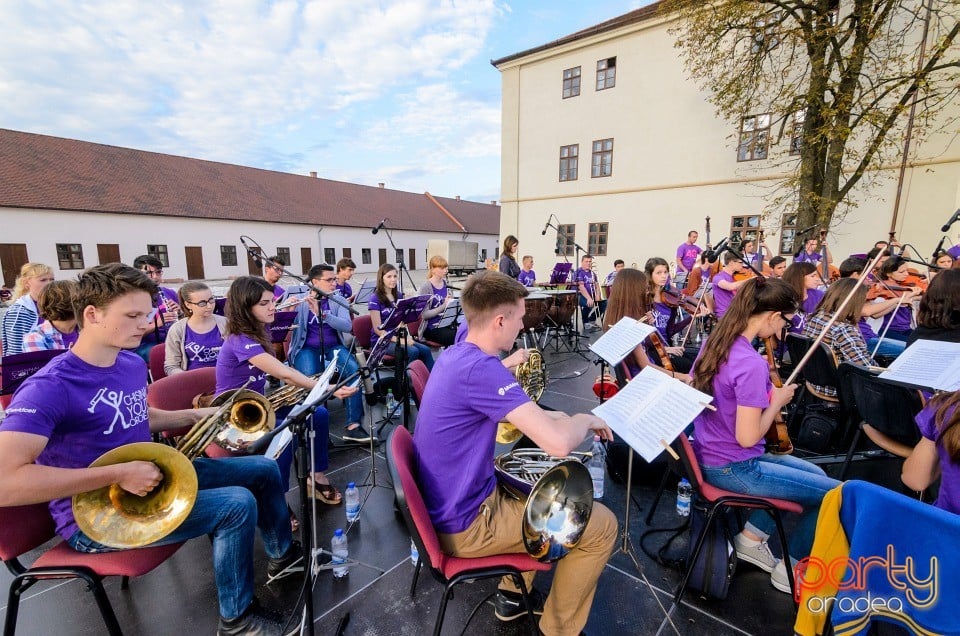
300;247;312;274
0;243;28;288
408;248;416;271
97;243;121;265
378;248;387;267
342;248;352;259
185;246;205;279
247;247;263;275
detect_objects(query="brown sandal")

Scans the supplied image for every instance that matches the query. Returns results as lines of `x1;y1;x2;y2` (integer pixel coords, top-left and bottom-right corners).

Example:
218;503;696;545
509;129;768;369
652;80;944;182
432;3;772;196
307;481;342;505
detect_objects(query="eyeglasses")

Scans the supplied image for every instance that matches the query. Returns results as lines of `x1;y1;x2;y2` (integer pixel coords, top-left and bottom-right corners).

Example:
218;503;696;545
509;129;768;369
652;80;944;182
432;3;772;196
778;312;796;324
317;277;337;283
267;264;284;272
186;298;216;308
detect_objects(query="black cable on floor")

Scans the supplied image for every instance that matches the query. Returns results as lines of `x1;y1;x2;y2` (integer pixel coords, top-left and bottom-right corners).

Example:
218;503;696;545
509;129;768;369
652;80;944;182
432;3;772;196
459;591;497;636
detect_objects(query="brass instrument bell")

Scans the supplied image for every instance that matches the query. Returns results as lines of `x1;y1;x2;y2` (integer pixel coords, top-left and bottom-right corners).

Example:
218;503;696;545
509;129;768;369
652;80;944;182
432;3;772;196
72;442;198;549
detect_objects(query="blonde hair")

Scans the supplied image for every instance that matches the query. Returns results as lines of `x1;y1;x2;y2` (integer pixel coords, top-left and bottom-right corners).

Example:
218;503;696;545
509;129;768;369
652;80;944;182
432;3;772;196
13;263;53;300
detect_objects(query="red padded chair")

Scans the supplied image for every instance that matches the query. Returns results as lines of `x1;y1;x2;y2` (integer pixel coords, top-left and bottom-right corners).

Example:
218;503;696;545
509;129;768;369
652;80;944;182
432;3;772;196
386;427;549;636
0;502;183;636
146;367;231;457
405;359;430;409
407;317;443;350
674;436;801;604
147;344;167;383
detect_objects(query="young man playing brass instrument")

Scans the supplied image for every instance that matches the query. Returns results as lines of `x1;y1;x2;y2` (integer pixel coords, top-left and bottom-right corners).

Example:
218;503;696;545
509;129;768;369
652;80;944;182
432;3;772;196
413;270;617;636
0;263;298;636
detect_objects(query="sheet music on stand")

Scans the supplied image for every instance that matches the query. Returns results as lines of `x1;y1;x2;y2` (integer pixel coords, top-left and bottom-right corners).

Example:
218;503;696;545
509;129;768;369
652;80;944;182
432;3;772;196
381;295;430;332
592;366;712;463
0;349;67;395
303;350;341;408
879;340;960;393
354;279;375;304
588;317;657;366
434;298;462;329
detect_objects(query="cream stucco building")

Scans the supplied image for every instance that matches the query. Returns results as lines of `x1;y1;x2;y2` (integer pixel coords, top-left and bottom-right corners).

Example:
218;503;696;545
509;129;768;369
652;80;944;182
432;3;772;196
493;3;960;279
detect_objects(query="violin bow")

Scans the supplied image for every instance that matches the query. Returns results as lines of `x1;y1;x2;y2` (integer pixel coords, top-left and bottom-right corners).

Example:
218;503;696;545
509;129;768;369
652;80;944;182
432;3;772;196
786;249;887;385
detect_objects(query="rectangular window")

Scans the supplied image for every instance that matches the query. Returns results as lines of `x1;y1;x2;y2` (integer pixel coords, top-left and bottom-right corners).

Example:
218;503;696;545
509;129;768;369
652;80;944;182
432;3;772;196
220;245;237;266
790;109;806;156
587;223;609;257
56;243;84;270
324;248;336;264
729;215;761;248
737;113;771;161
395;248;404;263
480;248;488;262
559;144;579;182
751;15;781;53
596;57;616;91
147;244;169;267
276;247;291;266
557;224;576;257
342;248;352;258
779;213;798;255
562;66;581;98
591;138;614;178
361;248;372;265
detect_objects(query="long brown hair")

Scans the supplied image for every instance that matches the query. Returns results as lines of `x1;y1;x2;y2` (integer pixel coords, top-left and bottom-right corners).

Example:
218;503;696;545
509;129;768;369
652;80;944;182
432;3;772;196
931;391;960;462
782;262;816;300
225;276;272;351
917;269;960;330
644;257;670;294
603;268;652;331
691;277;799;395
374;263;398;307
812;278;866;324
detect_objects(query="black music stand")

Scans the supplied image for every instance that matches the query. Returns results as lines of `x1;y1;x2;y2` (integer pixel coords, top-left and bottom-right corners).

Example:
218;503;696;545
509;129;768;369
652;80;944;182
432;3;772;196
378;295;430;431
0;349;66;396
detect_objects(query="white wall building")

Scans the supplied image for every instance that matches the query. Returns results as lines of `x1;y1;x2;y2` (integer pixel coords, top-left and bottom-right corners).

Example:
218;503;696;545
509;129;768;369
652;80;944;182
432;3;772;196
0;128;499;286
493;3;960;278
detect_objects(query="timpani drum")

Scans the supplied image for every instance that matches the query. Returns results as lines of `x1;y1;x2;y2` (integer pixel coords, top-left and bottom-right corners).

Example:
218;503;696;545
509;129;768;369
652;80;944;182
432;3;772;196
523;293;553;332
543;289;577;326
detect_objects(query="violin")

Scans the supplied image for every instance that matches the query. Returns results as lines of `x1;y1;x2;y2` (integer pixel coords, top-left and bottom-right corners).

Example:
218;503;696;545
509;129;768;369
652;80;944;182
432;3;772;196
648;331;675;373
661;285;700;313
865;280;925;301
762;336;794;455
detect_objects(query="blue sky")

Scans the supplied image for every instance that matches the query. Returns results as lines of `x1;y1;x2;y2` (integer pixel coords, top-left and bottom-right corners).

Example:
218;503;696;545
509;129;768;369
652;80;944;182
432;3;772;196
0;1;653;204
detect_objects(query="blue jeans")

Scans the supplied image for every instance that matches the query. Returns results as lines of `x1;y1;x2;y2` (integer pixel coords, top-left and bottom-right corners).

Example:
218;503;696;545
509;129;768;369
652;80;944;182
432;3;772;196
579;297;606;326
291;345;364;425
274;403;329;478
700;454;840;561
67;456;291;620
865;336;906;358
386;340;434;371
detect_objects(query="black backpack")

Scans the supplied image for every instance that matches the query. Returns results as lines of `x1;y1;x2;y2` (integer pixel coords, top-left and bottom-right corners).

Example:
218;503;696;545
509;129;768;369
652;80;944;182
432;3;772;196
685;496;738;600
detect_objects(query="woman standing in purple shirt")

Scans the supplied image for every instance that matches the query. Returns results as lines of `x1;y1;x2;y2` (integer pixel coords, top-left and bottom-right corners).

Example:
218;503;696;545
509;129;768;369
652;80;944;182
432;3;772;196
216;277;358;506
368;264;434;370
164;282;227;375
691;277;839;593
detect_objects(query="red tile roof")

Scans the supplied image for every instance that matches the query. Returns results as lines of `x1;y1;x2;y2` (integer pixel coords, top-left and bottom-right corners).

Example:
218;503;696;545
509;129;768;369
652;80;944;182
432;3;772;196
0;128;499;235
491;2;666;67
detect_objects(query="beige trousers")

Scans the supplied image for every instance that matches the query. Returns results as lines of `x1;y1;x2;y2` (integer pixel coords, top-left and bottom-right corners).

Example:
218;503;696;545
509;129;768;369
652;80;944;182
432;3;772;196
439;488;617;636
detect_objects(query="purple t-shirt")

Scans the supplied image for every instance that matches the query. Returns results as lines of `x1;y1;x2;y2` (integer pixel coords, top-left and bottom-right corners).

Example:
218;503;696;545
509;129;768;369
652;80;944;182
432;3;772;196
425;284;449;330
0;351;151;540
676;243;703;271
916;403;960;514
651;301;673;342
791;288;825;334
413;342;530;533
154;286;179;340
858;318;878;341
880;302;912;333
367;292;403;346
948;244;960;260
272;284;285;301
336;281;353;300
573;267;594;298
183;323;224;371
518;270;537;287
693;336;772;467
215;333;268;395
61;329;80;350
794;251;822;265
712;271;736;318
455;321;469;343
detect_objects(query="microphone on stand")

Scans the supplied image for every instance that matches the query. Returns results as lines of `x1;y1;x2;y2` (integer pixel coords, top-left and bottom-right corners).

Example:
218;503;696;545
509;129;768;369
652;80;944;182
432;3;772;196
240;236;262;267
941;209;960;233
932;235;947;260
371;219;387;235
796;223;820;236
541;214;553;236
705;237;729;263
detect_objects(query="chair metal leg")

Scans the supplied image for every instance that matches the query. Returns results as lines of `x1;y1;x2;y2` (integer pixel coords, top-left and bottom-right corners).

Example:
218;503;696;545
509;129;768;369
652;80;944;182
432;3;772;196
433;583;454;636
769;511;797;603
120;575;130;590
83;572;124;636
645;468;672;525
511;573;539;636
839;426;863;481
409;559;422;598
4;578;28;636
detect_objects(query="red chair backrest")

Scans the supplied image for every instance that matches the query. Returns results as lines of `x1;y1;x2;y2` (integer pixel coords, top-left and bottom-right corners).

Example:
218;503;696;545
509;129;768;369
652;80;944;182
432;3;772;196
147;367;217;411
352;315;373;350
148;343;167;382
387;427;445;573
0;503;56;562
678;435;706;491
406;360;430;406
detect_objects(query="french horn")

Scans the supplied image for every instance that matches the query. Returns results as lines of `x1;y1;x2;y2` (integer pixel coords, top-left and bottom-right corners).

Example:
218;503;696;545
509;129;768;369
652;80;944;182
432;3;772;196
178;389;275;459
494;449;593;561
497;335;547;444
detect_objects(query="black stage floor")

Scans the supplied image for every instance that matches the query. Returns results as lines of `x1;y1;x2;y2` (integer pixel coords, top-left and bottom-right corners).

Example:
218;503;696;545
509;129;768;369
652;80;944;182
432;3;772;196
0;330;909;635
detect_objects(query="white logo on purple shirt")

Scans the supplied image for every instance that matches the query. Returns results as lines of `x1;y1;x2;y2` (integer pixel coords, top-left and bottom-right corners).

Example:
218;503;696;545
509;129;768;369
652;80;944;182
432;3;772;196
87;386;148;435
498;381;520;396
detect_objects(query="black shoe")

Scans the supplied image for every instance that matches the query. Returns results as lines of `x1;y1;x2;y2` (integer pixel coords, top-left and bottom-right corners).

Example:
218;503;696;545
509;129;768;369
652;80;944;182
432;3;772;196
217;599;284;636
342;424;374;444
267;541;304;580
494;588;547;622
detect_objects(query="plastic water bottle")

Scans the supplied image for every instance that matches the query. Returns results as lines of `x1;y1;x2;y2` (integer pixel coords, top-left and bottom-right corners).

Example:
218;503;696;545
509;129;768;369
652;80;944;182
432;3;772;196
410;539;419;565
331;529;349;578
676;478;693;517
385;389;397;413
344;482;360;523
588;435;605;499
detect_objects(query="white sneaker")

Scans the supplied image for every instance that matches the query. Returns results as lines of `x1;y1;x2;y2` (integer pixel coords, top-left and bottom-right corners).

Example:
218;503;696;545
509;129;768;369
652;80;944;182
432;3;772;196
733;533;778;573
770;559;792;593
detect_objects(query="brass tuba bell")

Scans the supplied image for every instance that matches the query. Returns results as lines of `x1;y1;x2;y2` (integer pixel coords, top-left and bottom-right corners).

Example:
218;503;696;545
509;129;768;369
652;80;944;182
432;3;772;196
72;442;198;549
